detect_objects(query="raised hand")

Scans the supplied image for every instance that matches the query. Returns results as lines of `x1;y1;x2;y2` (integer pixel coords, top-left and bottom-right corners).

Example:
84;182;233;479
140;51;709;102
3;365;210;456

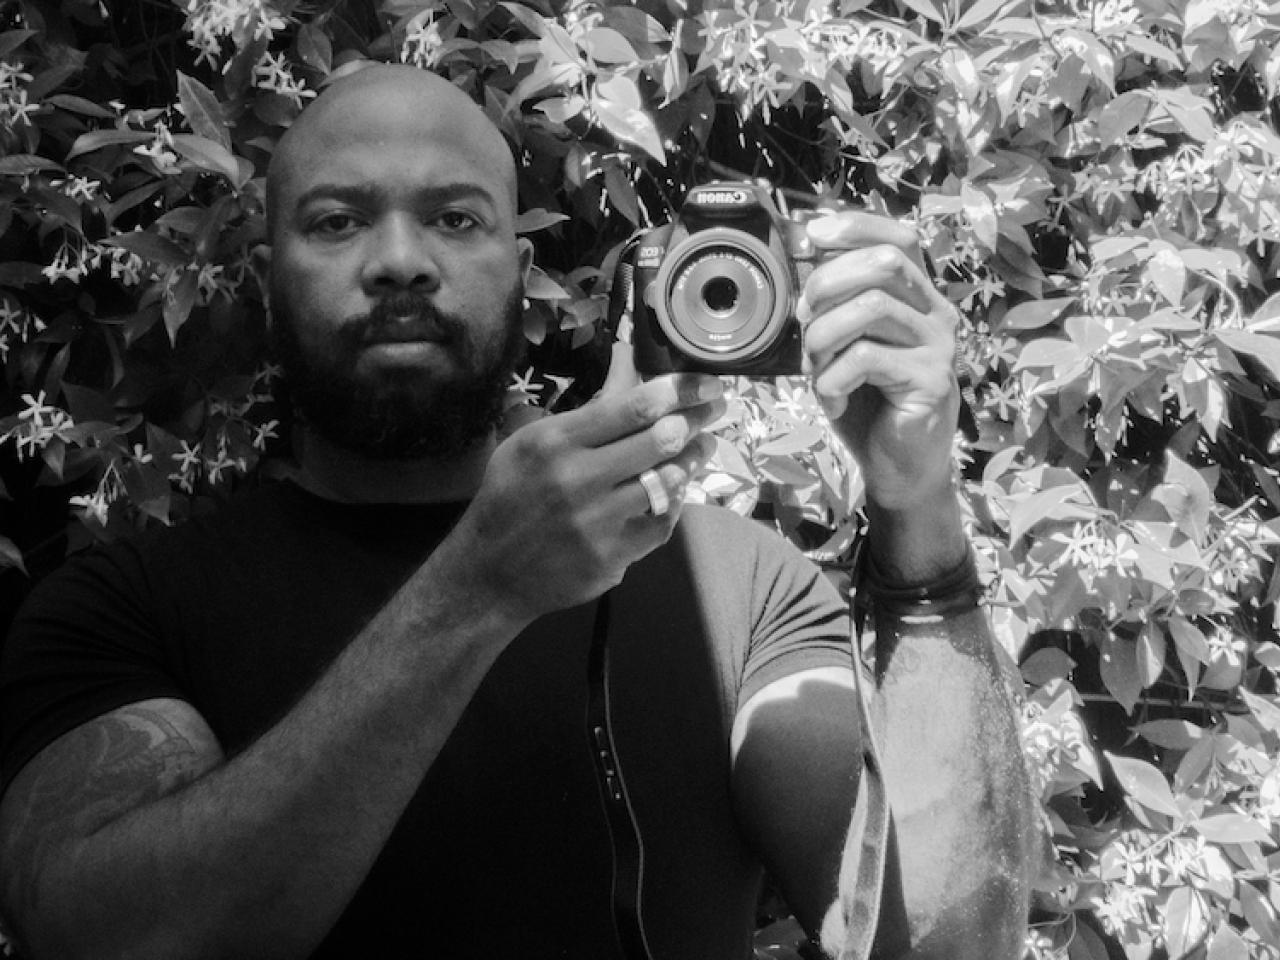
440;372;726;623
800;213;961;517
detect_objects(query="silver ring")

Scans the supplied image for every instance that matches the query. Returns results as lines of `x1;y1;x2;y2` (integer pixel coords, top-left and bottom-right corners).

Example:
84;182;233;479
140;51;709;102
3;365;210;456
638;468;670;517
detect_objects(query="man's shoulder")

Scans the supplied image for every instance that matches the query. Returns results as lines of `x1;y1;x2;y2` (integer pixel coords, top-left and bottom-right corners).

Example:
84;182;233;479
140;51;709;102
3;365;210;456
675;502;818;572
17;481;296;608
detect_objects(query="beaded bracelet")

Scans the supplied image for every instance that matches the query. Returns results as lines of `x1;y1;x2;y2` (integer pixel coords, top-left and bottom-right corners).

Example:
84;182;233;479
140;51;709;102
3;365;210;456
861;546;982;620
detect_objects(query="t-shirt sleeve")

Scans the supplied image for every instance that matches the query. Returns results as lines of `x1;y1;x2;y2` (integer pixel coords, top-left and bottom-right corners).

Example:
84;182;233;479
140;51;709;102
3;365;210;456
0;542;183;795
678;505;853;714
736;527;852;707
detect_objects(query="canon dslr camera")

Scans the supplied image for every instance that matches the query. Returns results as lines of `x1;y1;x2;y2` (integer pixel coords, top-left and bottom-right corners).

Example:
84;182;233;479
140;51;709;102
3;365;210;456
625;180;837;377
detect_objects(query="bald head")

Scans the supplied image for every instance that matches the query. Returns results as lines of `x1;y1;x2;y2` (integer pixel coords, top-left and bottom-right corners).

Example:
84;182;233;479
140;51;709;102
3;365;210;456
265;64;519;242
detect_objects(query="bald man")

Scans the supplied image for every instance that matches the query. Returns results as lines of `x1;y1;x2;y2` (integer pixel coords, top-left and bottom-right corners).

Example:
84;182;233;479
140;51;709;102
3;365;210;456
0;65;1033;959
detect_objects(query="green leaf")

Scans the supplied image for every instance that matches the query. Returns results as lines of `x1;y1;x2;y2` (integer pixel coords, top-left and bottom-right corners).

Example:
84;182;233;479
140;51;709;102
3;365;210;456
1168;616;1208;694
1067;916;1110;960
296;22;333;74
953;0;1019;32
1254;642;1280;672
998;297;1073;332
757;425;825;456
170;134;245;188
0;29;36;59
65;129;154;161
1162;886;1210;960
1215;329;1280;387
47;94;117;120
897;0;945;23
0;535;28;576
1013;337;1078;371
163;269;199;344
1193;812;1272;844
177;72;231;153
1105;751;1181;819
524;266;570;301
592;97;664;163
104;231;189;267
1020;647;1075;685
1135;719;1204;751
580;27;636;64
1099;638;1143;716
599;6;669;45
1237;882;1280;947
1097;91;1150;148
1136;620;1166;688
1007;485;1095;543
1207;926;1250;960
501;1;548;38
515;208;569;234
0;154;62;176
1239;689;1280;737
1144;241;1187;305
1155;452;1214;542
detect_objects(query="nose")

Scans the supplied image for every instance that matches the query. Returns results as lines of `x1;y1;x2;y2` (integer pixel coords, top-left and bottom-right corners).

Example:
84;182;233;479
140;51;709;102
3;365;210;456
361;214;439;292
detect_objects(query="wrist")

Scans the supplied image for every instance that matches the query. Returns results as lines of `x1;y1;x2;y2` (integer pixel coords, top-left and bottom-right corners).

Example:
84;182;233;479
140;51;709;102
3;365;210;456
865;483;967;584
861;547;980;620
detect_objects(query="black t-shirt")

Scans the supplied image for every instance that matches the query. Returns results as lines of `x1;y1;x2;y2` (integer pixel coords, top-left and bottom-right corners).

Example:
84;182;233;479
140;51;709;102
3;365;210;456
0;481;851;958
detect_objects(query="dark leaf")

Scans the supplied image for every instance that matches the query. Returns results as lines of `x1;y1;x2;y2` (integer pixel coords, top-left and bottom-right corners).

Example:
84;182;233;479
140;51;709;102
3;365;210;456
1106;752;1181;819
177;72;231;152
0;536;27;576
66;129;153;161
104;231;189;267
47;94;116;119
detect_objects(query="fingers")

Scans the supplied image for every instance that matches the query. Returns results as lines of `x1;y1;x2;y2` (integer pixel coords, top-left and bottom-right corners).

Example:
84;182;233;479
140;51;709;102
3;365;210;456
622;432;716;519
810;341;953;419
802;289;933;377
797;242;936;321
805;212;925;270
565;373;723;449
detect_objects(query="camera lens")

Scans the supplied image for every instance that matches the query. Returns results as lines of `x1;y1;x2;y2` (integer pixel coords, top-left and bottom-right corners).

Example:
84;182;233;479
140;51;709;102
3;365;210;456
654;227;792;369
701;277;739;314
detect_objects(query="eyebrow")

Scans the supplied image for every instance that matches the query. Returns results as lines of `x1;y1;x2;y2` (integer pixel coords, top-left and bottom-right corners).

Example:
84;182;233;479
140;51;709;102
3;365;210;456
292;181;499;213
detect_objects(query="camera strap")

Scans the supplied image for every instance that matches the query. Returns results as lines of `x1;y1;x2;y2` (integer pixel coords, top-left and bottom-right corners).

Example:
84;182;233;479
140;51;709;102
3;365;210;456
585;543;890;960
586;590;655;960
830;533;891;960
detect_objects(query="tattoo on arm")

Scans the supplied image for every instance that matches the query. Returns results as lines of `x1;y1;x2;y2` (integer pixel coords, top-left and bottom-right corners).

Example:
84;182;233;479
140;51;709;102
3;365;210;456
0;701;218;926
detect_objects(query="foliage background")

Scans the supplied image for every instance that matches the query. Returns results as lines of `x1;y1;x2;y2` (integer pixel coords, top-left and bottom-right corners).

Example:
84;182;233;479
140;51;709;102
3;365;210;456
2;0;1280;957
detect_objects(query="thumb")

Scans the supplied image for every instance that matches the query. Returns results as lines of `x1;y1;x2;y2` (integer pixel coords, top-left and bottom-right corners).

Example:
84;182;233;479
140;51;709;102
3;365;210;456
600;336;642;396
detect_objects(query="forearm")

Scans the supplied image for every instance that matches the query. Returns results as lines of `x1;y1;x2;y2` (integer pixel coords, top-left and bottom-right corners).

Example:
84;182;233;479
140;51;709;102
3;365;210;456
26;561;524;960
869;599;1034;960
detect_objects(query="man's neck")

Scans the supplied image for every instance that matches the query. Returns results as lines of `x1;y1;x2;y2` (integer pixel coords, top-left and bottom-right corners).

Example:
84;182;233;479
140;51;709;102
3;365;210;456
290;426;495;504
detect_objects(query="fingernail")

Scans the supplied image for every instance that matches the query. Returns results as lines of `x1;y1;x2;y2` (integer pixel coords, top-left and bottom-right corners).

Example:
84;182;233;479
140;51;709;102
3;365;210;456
795;295;811;323
806;214;844;243
698;377;724;400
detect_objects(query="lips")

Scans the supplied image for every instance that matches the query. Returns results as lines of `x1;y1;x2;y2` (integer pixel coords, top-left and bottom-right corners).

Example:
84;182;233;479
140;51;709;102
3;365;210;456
362;321;450;346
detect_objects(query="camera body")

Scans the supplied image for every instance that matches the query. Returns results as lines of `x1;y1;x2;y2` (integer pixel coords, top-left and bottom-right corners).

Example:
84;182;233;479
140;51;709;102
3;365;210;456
629;181;834;377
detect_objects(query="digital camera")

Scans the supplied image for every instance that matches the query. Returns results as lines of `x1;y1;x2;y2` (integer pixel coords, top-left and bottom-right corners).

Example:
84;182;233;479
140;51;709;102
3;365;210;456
625;181;837;377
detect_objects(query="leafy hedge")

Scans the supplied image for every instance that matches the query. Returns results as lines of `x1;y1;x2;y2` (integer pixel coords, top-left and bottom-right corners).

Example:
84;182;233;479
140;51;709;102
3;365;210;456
2;0;1280;958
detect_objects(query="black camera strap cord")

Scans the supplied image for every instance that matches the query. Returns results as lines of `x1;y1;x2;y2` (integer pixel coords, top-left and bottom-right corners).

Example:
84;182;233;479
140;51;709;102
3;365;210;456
585;550;889;960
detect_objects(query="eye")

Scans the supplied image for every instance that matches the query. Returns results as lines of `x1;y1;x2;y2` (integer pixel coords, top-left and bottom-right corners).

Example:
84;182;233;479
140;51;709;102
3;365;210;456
435;209;481;233
308;211;364;239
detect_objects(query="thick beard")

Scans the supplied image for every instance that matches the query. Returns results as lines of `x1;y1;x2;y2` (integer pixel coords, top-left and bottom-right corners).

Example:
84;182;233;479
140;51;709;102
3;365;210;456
269;287;526;461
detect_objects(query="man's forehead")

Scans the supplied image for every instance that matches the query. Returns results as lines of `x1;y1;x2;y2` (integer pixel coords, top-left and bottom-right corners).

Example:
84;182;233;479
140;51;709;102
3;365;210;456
267;66;516;220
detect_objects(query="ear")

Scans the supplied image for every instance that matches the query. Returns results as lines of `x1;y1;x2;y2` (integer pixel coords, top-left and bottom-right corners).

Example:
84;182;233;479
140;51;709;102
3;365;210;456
517;236;535;286
250;243;273;322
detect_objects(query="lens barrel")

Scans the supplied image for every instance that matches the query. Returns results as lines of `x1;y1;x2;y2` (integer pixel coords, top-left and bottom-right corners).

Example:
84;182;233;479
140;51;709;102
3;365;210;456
653;227;792;369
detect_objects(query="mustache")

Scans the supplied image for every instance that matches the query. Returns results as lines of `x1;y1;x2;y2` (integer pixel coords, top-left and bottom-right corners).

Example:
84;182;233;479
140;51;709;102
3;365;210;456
347;292;466;346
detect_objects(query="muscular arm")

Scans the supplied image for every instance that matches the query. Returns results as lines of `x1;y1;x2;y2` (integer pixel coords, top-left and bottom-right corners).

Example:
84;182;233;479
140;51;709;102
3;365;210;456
0;373;724;960
0;567;525;960
758;209;1035;958
857;589;1034;960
